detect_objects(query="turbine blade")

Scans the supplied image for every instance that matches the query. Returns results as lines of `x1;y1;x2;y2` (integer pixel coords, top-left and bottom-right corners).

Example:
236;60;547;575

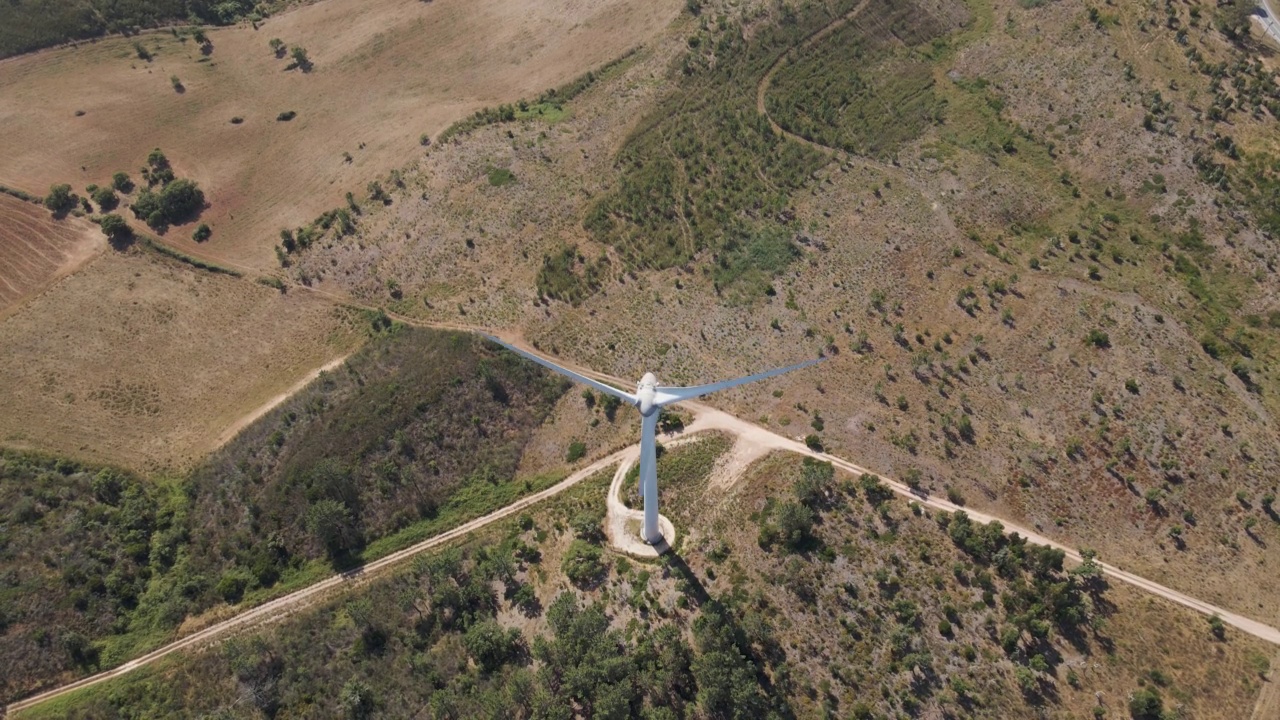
482;335;637;404
654;357;824;406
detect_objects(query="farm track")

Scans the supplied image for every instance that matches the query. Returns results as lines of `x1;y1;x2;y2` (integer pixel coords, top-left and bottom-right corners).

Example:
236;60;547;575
10;275;1280;713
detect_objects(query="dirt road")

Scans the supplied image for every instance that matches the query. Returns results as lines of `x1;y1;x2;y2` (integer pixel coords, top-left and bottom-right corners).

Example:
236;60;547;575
214;352;351;448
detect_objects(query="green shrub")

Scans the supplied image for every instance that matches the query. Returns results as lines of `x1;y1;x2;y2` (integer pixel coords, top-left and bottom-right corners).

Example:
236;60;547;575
44;183;76;214
90;185;118;210
99;213;131;242
562;539;606;587
565;440;587;463
463;619;523;672
192;223;212;242
1127;687;1163;719
487;167;516;186
1084;329;1111;349
277;110;297;121
111;171;133;192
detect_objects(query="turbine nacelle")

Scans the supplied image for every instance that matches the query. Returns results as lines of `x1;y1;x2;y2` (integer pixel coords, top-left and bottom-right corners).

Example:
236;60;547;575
637;372;658;416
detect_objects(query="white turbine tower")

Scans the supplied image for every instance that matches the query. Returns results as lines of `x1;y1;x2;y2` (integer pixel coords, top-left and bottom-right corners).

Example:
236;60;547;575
485;336;823;545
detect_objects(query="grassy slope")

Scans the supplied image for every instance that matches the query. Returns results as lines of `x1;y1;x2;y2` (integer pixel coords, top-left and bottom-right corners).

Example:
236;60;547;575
0;325;570;703
21;442;1271;719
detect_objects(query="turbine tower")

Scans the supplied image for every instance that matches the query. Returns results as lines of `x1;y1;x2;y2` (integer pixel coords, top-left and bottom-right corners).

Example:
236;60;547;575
484;336;822;545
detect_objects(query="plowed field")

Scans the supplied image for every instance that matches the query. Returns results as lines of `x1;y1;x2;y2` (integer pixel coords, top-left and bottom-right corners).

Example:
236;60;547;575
0;194;101;317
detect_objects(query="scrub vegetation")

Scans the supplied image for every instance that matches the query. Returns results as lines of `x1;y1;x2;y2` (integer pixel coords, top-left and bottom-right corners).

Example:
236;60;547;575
0;327;568;703
21;451;1268;719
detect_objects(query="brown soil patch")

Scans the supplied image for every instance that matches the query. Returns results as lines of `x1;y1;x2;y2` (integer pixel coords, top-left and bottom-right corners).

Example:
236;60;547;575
0;0;681;270
0;249;360;472
0;195;102;319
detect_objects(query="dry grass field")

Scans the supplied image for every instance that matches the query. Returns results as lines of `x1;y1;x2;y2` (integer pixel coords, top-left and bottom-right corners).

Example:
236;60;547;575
0;0;681;270
0;194;103;318
0;248;359;472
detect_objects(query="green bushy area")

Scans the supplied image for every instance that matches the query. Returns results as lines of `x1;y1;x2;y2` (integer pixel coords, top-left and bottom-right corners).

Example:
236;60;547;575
0;327;569;703
0;0;265;59
765;0;959;158
535;246;610;306
581;1;855;285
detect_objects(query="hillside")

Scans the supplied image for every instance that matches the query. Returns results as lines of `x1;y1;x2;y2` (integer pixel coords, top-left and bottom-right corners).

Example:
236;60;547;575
18;439;1271;718
284;0;1280;634
0;326;603;703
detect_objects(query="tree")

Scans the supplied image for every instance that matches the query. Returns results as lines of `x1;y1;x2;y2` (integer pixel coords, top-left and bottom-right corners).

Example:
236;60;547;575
192;223;211;242
269;38;285;56
794;457;833;508
44;183;76;215
305;499;356;557
289;45;311;71
147;148;169;171
463;619;523;672
133;177;204;228
775;501;814;550
91;185;118;210
1128;687;1163;719
562;539;606;587
99;213;131;242
111;171;133;192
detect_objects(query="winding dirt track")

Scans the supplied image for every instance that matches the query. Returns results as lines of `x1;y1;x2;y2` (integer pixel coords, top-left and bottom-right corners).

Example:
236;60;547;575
9;330;1280;714
755;0;872;155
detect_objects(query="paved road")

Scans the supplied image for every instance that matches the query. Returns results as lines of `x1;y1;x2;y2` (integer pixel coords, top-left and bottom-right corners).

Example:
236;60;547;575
1257;0;1280;46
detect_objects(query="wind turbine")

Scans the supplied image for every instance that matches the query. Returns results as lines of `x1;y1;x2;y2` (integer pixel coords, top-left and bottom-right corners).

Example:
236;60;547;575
484;336;823;545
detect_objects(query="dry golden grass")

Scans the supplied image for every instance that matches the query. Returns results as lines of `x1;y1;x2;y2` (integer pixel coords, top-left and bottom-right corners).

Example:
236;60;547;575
0;248;359;472
0;194;103;319
0;0;682;270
